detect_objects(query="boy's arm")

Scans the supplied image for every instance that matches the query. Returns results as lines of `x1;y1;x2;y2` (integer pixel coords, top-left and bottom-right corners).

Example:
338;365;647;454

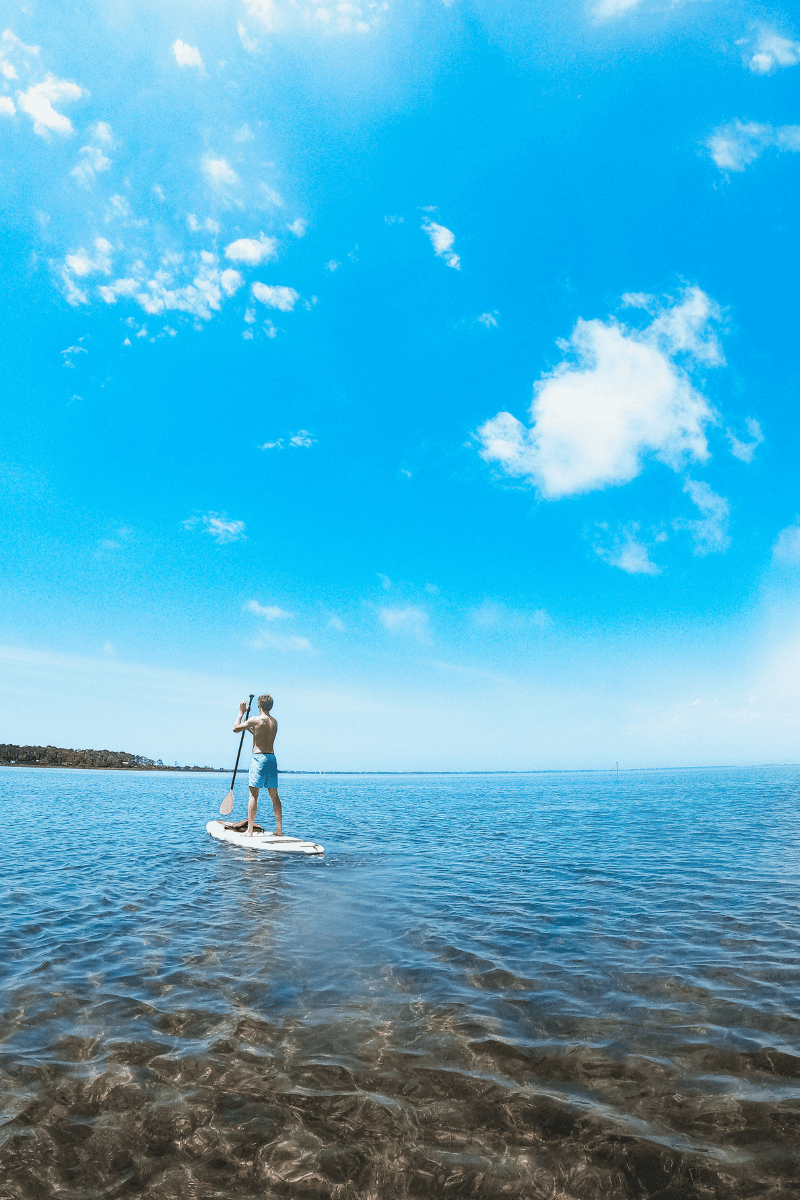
233;701;254;733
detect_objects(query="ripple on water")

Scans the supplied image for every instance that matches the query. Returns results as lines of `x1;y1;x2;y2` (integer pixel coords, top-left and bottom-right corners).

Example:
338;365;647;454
1;765;800;1197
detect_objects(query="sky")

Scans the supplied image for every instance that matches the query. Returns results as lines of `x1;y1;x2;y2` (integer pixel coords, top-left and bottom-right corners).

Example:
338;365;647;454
2;0;800;771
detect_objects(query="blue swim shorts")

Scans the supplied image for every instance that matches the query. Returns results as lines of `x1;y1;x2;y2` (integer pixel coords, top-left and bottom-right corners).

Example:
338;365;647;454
248;753;278;789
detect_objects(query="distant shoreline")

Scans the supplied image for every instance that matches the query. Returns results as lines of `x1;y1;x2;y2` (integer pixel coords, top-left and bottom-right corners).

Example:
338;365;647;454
3;763;797;775
0;763;229;772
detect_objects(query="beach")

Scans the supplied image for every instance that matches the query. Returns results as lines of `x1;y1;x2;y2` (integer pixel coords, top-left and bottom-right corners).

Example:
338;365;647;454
1;764;799;1197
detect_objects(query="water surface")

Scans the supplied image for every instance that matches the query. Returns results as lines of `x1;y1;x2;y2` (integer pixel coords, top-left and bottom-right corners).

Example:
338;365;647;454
2;766;799;1198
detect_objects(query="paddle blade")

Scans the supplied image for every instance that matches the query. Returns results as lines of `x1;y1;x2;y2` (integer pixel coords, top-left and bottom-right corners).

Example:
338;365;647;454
219;790;235;816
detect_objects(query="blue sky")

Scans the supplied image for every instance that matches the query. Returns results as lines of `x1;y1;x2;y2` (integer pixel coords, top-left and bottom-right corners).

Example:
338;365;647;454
2;0;800;770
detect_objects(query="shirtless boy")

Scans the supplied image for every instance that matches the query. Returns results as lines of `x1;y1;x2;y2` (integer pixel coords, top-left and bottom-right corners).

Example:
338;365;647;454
233;694;283;837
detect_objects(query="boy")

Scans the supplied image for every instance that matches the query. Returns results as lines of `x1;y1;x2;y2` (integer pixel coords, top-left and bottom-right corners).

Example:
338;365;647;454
233;694;282;836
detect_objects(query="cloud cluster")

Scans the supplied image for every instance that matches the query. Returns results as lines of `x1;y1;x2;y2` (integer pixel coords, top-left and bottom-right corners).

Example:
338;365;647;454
707;120;800;172
18;74;83;134
591;0;641;21
726;417;763;463
173;40;203;68
773;525;800;565
260;430;315;450
240;0;381;37
422;221;460;270
224;233;277;264
251;282;299;311
245;595;312;651
743;28;800;74
71;121;113;188
183;513;246;543
677;480;730;556
203;155;239;188
1;34;83;133
245;600;293;619
4;31;309;337
476;288;723;500
76;247;244;320
593;524;663;575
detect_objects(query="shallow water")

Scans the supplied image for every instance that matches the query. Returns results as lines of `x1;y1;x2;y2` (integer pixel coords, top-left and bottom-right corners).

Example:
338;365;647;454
1;765;800;1199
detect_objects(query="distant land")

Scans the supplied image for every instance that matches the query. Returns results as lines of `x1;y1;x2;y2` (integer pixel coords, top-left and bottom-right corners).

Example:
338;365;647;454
0;745;228;772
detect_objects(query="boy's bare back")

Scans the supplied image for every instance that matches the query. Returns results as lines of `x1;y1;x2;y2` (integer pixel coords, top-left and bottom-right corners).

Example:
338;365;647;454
247;712;277;754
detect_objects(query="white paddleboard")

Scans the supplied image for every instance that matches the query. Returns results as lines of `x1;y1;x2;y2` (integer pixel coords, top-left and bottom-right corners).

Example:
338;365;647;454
206;820;324;855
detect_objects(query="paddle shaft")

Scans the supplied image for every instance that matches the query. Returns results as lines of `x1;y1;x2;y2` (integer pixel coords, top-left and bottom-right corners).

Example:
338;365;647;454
230;694;254;790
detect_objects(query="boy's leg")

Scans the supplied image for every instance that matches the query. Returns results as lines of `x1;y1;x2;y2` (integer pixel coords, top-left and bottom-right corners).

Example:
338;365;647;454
268;787;283;836
247;786;259;834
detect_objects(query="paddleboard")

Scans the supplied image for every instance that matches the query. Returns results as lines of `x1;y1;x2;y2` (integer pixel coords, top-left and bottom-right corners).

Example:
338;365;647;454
206;820;324;855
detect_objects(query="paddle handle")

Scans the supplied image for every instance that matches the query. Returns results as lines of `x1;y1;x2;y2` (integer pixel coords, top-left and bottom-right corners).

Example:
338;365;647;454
230;694;254;788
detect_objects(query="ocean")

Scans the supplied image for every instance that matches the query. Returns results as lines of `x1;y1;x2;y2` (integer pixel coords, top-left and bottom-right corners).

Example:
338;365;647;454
1;765;799;1198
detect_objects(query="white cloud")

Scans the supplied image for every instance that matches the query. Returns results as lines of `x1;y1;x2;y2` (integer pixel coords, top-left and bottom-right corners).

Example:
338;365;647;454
591;0;641;20
288;218;307;237
422;221;460;269
744;28;800;74
187;214;219;233
245;599;293;619
476;287;723;500
183;512;246;544
593;523;662;575
224;233;278;264
1;30;39;74
328;614;345;631
245;0;282;32
677;480;730;556
202;156;239;188
378;607;429;639
220;268;243;296
313;4;371;33
773;525;800;565
325;259;340;272
0;96;14;115
478;312;498;328
96;252;244;321
726;417;764;463
237;22;260;51
707;120;800;171
260;429;315;450
71;143;111;187
17;74;82;136
64;237;113;279
252;282;299;311
173;40;203;68
243;0;377;33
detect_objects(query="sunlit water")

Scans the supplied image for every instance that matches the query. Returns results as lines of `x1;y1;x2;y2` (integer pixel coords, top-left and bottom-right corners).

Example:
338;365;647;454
2;766;800;1198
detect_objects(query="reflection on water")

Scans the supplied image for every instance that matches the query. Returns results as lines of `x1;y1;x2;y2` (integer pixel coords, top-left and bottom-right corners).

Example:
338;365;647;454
1;766;800;1197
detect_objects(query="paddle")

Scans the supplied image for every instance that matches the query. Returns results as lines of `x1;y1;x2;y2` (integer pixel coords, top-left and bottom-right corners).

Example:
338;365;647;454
219;693;254;816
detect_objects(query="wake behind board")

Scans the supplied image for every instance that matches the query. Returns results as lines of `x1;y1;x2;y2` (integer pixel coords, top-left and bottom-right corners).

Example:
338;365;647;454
206;820;324;855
